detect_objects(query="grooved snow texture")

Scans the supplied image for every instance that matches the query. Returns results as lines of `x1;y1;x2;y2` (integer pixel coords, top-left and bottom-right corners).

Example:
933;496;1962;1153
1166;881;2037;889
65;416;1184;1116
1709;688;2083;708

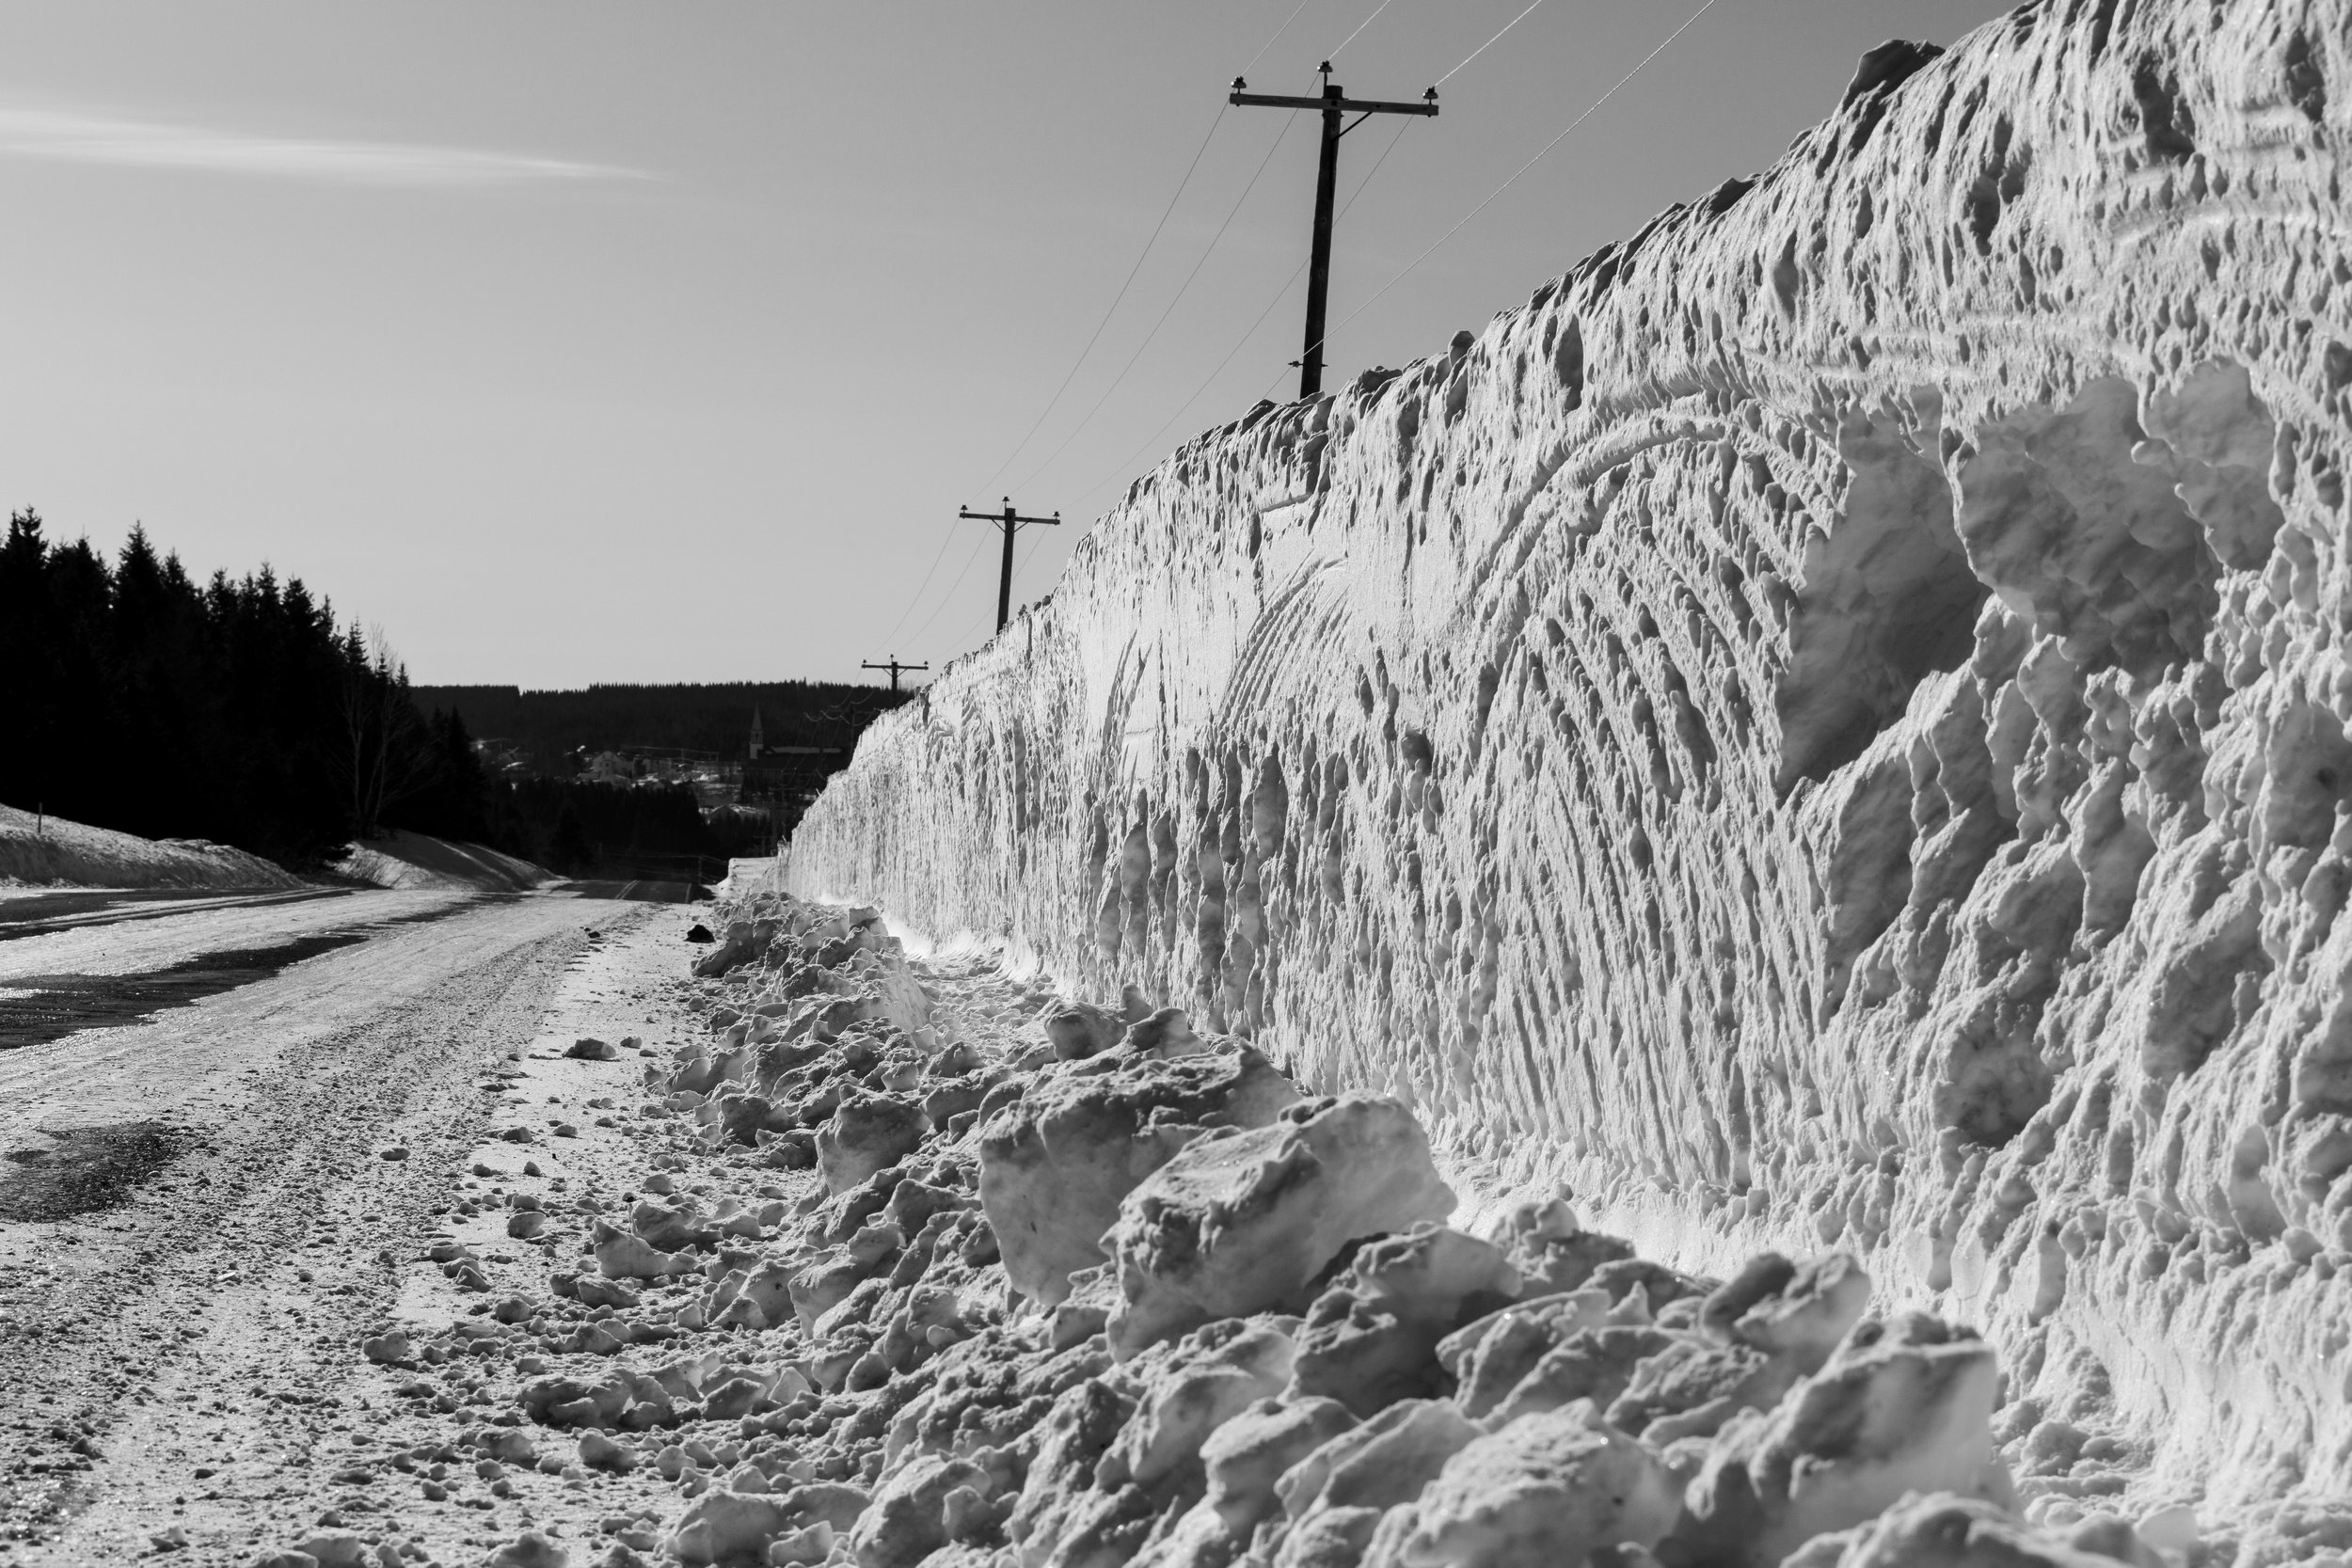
793;0;2352;1522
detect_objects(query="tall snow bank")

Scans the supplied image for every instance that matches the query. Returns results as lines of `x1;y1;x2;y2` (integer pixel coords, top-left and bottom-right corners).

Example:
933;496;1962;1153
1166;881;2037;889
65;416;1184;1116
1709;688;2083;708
0;803;299;890
792;0;2352;1529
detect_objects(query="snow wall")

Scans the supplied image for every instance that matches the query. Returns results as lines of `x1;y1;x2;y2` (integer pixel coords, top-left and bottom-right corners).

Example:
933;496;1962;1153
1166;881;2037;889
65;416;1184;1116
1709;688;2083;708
793;0;2352;1524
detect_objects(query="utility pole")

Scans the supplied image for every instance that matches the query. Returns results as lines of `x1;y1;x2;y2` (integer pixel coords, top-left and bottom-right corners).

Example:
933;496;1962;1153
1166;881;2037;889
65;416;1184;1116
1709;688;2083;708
862;657;930;693
1231;64;1438;400
957;498;1060;633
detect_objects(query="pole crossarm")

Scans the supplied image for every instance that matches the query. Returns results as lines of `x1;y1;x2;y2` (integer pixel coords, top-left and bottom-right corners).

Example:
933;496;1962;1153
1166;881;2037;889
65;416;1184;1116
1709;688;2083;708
861;657;930;692
1228;89;1438;118
958;498;1061;634
957;507;1062;530
1228;65;1438;401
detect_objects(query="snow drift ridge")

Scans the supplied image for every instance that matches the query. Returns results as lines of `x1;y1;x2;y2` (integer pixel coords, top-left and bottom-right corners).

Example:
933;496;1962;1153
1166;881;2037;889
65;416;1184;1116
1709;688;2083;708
0;802;299;890
792;0;2352;1529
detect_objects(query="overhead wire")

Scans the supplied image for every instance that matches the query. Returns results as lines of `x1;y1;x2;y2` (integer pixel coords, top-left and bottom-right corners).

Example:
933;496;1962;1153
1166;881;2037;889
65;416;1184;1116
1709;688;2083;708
867;0;1345;667
1436;0;1549;87
940;497;1087;655
1040;0;1464;517
1263;0;1721;401
1071;114;1413;513
898;531;994;658
1001;106;1301;499
941;43;1396;657
866;521;961;657
937;0;1726;657
1242;0;1321;74
936;519;1056;657
987;0;1392;507
949;107;1332;654
1327;0;1399;61
939;585;1006;661
959;104;1230;508
869;108;1225;663
932;0;1726;667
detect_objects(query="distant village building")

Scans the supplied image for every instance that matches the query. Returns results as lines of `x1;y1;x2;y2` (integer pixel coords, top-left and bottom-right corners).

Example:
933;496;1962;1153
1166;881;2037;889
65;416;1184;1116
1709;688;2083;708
470;736;534;777
584;750;638;784
742;704;849;834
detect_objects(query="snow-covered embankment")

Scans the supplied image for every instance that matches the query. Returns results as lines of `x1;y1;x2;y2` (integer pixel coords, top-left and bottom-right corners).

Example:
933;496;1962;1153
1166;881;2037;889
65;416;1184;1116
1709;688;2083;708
333;829;554;893
791;0;2352;1527
0;802;299;889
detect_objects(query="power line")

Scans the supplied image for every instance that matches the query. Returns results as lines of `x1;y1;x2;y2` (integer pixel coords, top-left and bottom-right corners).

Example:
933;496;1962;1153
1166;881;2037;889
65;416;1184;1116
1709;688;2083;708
1230;66;1438;402
957;499;1060;633
875;2;1344;662
978;0;1348;504
873;113;1223;661
1437;0;1549;87
927;0;1724;664
1077;265;1307;511
1070;115;1413;513
935;540;1035;659
962;105;1229;505
1242;0;1320;74
861;657;929;692
940;515;1061;655
867;520;961;656
899;531;993;657
1267;0;1721;400
1002;106;1302;498
940;592;1004;661
1327;0;1398;60
939;118;1419;658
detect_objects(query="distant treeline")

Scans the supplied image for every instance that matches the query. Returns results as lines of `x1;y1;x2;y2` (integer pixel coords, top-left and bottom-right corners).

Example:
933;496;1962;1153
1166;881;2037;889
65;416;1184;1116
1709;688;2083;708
413;681;906;768
0;511;428;865
396;736;768;877
0;513;794;876
475;779;768;880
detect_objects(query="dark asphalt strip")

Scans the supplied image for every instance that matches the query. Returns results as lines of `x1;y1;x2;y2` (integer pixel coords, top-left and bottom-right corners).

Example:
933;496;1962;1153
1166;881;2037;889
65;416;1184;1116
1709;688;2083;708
0;888;350;943
0;895;508;1051
0;934;373;1051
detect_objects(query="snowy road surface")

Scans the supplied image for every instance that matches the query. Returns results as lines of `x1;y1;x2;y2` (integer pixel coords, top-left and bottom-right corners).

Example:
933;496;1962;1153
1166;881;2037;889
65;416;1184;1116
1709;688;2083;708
0;886;353;943
0;889;702;1561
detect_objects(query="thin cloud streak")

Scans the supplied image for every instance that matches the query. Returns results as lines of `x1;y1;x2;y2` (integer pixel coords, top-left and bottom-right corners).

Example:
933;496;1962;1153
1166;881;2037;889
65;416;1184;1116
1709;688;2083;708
0;106;647;186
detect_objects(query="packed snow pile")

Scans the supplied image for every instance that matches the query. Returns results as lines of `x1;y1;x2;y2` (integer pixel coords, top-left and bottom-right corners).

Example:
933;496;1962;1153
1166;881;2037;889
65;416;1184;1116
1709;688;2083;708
0;801;299;889
787;0;2352;1544
334;830;554;892
714;858;783;900
351;891;2175;1568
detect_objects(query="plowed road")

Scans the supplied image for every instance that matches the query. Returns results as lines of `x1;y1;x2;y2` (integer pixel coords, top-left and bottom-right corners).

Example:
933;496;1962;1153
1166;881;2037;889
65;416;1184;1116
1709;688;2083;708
0;889;680;1560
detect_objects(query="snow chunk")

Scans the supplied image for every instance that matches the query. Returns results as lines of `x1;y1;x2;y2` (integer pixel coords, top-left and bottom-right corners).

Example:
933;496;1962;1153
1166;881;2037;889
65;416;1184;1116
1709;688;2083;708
1104;1094;1454;1359
978;1039;1300;1306
1780;1491;2131;1568
1390;1403;1678;1568
1671;1312;2005;1568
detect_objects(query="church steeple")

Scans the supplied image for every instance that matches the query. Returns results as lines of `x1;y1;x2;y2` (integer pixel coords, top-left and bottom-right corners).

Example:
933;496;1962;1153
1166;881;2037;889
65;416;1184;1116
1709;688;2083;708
748;705;765;760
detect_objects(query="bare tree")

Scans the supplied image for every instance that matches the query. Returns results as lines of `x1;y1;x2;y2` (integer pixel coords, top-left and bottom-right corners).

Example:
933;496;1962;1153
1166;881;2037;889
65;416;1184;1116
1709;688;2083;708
334;624;438;841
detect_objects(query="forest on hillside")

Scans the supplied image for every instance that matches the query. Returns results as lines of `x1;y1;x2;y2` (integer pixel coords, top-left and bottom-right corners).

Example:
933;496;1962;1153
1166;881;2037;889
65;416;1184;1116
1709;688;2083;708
0;513;780;875
0;510;442;865
412;681;904;768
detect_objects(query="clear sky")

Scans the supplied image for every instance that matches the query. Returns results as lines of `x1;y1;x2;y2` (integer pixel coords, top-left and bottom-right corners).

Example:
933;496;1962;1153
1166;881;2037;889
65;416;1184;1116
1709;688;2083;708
0;0;2016;690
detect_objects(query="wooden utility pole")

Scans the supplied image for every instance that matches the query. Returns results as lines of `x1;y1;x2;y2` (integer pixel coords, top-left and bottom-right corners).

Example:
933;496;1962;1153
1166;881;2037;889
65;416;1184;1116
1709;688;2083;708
1231;64;1438;400
957;498;1061;633
862;657;930;692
